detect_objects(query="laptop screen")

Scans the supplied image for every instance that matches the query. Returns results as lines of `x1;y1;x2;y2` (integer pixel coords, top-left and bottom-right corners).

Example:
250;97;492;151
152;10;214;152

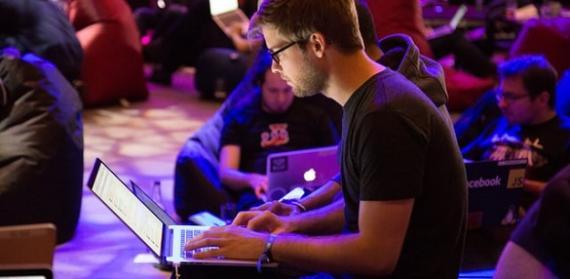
209;0;239;16
89;160;164;256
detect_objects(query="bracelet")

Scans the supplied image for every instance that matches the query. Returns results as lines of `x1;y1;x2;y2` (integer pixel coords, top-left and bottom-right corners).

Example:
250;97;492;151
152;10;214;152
282;199;307;212
256;234;277;273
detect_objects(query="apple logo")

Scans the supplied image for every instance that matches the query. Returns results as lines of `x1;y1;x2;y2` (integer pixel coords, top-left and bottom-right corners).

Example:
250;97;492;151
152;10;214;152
303;168;316;182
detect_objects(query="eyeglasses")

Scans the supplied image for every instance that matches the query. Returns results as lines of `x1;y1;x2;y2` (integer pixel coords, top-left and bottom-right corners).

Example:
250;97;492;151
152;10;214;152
269;40;302;65
495;90;530;103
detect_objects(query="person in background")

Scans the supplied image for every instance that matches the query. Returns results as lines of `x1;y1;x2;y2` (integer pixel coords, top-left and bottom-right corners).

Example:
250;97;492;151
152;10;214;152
494;165;570;279
218;50;339;212
0;0;83;82
462;55;570;202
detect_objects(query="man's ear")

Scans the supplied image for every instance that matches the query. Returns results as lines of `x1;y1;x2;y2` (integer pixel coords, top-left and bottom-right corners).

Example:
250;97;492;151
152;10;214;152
537;91;551;107
308;32;327;58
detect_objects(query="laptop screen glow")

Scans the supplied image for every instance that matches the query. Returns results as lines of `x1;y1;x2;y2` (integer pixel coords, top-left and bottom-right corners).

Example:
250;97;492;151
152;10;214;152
209;0;239;15
91;163;164;256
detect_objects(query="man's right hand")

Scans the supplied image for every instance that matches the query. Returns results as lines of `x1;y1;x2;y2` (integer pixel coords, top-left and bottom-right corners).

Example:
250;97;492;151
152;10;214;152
232;210;293;234
247;174;268;199
250;200;303;216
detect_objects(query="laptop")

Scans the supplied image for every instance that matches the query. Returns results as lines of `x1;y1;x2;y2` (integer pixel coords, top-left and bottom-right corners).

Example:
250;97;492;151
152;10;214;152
87;158;272;267
209;0;249;36
266;145;340;201
465;159;527;229
0;223;55;279
427;4;468;39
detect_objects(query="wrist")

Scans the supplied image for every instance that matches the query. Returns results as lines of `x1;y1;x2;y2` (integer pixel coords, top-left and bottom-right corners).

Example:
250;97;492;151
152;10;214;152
281;199;307;213
257;234;277;273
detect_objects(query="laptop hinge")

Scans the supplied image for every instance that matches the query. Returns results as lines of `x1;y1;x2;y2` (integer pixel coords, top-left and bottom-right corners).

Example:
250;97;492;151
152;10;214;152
164;227;174;259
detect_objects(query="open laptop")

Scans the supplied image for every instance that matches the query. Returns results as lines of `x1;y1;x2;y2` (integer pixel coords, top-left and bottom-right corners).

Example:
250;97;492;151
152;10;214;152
465;159;527;229
427;4;468;39
266;145;339;201
209;0;249;36
87;158;271;267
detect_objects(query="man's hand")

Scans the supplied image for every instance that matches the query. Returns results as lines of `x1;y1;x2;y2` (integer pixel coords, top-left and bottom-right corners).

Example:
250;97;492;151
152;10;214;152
250;200;303;216
232;210;293;234
248;174;268;199
185;225;267;261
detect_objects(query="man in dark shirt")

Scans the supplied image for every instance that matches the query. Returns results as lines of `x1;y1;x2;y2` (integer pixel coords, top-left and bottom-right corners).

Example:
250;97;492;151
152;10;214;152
185;0;467;278
219;51;339;211
462;56;570;197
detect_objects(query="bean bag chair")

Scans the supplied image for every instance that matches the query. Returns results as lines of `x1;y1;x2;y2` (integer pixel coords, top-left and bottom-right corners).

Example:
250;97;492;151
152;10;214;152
0;52;83;244
68;0;148;107
510;18;570;75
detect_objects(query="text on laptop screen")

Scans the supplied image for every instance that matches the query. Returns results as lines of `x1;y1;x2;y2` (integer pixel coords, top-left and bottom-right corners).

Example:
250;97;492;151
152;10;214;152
209;0;239;15
91;163;163;256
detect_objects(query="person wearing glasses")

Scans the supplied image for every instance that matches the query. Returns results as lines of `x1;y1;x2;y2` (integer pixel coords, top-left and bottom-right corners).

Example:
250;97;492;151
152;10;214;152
462;55;570;199
185;0;467;278
218;50;340;212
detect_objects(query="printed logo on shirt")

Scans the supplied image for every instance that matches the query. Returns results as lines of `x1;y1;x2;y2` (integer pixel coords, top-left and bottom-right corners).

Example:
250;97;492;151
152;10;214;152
261;123;289;148
486;133;548;168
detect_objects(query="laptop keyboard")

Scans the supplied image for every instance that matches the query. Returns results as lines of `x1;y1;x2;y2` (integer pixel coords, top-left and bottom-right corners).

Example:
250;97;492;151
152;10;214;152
180;228;216;258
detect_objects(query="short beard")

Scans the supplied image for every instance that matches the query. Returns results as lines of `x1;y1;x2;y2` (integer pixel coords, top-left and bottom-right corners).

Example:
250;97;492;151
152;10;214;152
292;54;327;98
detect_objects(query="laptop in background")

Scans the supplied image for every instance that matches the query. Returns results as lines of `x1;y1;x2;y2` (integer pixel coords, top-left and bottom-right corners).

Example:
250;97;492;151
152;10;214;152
465;159;527;229
266;146;339;201
427;4;468;39
209;0;249;36
0;223;55;279
87;158;272;267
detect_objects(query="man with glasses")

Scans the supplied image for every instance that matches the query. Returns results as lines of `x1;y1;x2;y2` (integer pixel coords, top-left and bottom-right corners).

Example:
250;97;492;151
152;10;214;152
185;0;467;278
463;55;570;200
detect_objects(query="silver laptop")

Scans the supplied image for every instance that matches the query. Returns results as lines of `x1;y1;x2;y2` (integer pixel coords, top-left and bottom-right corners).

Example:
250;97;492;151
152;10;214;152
87;158;266;267
266;146;339;201
465;159;527;229
209;0;249;35
428;4;468;39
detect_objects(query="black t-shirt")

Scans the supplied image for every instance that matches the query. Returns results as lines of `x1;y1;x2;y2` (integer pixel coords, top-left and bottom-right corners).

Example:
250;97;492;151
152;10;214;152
511;165;570;278
221;96;339;174
341;69;467;279
462;116;570;183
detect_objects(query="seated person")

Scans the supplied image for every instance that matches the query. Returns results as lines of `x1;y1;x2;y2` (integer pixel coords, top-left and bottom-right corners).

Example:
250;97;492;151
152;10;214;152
249;1;457;217
0;0;83;82
462;55;570;203
494;165;570;279
218;50;340;212
148;0;260;84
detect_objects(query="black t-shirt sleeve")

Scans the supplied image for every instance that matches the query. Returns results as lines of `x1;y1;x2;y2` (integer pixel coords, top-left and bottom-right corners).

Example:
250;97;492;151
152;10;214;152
220;113;244;148
357;110;428;201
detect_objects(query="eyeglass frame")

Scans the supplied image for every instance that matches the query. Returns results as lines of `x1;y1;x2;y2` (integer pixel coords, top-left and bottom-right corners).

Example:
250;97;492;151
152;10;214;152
495;89;531;104
268;39;306;65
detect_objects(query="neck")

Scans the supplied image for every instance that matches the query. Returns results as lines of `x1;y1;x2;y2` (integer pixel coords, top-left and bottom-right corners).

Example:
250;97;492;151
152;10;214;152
366;44;383;62
323;49;384;106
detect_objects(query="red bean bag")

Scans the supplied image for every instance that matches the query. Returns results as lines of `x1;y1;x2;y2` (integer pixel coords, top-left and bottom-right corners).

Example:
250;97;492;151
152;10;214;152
68;0;148;107
510;18;570;75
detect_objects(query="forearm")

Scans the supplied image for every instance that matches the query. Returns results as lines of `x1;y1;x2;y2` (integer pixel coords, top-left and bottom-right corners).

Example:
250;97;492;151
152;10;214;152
219;168;253;191
287;199;345;235
524;179;546;194
271;233;393;276
299;180;342;211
